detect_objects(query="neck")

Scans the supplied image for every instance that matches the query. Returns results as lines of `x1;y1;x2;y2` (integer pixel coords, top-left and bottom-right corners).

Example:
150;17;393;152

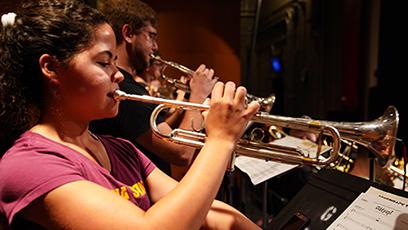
32;102;111;171
32;121;89;145
33;104;89;144
31;121;111;172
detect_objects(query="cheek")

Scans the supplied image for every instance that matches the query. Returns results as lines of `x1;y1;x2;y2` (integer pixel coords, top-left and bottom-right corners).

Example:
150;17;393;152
77;86;88;93
62;71;107;98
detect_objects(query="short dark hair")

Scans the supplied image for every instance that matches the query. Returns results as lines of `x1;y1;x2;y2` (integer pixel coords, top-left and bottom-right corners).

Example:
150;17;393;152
100;0;157;44
0;0;109;155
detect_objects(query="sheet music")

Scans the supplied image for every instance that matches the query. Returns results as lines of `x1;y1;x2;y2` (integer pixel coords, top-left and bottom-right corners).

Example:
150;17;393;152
234;156;297;185
327;186;408;230
390;165;408;192
234;135;331;185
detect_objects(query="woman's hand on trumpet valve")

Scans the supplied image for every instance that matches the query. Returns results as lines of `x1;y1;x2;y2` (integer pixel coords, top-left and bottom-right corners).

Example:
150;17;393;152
203;81;260;144
189;64;218;103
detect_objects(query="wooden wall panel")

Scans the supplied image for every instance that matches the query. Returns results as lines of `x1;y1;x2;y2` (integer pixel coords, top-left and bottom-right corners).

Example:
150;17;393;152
144;0;240;84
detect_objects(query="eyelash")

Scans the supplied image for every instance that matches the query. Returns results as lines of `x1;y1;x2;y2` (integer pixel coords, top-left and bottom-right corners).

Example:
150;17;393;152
98;62;111;67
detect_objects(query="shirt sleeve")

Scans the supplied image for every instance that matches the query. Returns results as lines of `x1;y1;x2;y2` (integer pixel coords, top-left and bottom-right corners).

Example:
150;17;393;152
0;150;84;225
131;143;156;177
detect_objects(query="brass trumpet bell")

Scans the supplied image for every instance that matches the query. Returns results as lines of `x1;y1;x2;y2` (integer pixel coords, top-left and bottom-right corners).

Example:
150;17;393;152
250;106;399;168
320;106;399;168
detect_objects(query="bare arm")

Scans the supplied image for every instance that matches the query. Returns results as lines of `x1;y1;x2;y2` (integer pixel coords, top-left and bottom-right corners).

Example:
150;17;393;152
146;168;260;230
203;200;261;230
183;64;217;131
135;65;217;167
21;165;258;230
136;122;196;166
165;83;187;129
141;82;259;229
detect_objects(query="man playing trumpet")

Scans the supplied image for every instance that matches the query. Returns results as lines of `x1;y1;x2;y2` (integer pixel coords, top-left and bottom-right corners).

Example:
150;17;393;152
90;0;218;178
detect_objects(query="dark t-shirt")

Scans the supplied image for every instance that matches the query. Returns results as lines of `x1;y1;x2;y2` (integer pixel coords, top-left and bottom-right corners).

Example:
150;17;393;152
90;68;170;174
0;131;156;228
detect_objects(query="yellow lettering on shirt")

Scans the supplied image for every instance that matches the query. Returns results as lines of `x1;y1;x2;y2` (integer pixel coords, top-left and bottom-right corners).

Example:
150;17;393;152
112;181;147;200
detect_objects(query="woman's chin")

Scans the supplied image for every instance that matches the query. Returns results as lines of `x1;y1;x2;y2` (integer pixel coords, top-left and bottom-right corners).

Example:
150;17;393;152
98;108;119;120
108;109;119;118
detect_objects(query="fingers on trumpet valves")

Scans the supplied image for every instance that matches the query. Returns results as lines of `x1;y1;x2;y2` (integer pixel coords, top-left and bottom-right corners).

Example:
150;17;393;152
200;64;214;76
223;81;236;103
194;65;215;80
243;101;261;119
204;67;214;77
195;64;207;74
209;81;236;111
234;86;247;108
210;81;226;99
209;82;259;116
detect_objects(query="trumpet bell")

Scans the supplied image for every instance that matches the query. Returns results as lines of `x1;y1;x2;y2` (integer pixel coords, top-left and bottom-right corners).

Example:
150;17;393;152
324;106;399;167
246;93;276;113
248;106;399;168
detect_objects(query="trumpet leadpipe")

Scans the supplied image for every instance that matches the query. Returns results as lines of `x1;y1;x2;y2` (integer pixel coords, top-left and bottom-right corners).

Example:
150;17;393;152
113;90;209;111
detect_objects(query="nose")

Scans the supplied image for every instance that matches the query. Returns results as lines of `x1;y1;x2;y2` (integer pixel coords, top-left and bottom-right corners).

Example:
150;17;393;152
152;40;159;52
112;68;124;83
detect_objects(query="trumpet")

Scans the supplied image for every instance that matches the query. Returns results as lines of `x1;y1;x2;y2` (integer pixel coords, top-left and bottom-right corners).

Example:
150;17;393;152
113;90;341;169
150;54;276;112
113;90;399;172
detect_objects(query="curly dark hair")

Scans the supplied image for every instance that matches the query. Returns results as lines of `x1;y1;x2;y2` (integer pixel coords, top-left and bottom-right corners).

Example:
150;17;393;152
0;0;109;155
100;0;157;44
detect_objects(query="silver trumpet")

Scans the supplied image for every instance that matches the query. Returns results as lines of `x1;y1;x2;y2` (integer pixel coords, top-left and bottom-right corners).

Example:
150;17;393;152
113;90;341;170
150;54;276;112
248;106;399;168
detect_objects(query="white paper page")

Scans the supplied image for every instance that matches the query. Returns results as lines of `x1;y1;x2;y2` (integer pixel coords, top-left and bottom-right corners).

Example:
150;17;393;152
234;135;331;185
234;156;298;185
366;186;408;205
327;187;408;230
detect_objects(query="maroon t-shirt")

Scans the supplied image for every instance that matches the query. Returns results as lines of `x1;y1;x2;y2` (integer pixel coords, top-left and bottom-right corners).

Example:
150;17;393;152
0;131;156;227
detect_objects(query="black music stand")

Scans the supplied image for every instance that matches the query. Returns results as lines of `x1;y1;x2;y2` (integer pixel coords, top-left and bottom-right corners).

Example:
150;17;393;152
270;168;408;230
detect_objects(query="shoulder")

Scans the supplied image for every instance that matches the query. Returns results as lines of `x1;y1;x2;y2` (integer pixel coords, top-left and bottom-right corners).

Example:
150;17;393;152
0;132;86;222
1;132;81;167
0;132;84;183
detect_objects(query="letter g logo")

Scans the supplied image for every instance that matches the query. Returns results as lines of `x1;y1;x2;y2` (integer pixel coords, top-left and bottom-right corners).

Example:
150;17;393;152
320;206;337;222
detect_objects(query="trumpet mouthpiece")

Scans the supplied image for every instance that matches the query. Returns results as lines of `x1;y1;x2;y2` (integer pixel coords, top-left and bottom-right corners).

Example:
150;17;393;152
113;90;127;101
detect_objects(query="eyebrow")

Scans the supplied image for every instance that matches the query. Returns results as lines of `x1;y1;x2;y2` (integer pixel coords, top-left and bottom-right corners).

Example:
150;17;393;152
96;50;118;61
99;50;113;58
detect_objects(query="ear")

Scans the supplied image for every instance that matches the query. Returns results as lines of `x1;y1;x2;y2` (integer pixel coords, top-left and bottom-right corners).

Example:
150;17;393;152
121;24;135;43
39;54;60;85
